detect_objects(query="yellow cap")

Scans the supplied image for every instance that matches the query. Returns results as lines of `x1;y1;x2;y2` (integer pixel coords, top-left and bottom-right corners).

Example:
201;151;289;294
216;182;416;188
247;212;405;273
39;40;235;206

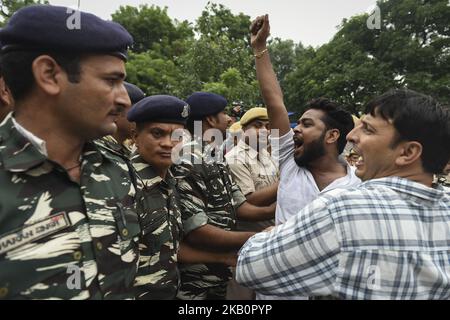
229;121;242;133
352;115;361;126
240;107;269;127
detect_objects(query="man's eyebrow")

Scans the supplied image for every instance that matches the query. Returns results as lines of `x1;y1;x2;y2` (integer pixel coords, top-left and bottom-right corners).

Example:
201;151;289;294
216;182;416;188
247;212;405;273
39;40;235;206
299;117;313;124
150;127;171;133
361;119;377;132
103;71;126;79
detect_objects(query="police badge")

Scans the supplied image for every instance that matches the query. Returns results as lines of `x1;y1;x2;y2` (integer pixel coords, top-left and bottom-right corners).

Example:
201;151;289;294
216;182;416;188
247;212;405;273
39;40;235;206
182;105;190;118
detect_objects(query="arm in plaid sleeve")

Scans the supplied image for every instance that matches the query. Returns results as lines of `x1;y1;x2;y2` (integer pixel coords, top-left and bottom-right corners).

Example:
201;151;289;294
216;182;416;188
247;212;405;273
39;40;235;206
235;197;341;297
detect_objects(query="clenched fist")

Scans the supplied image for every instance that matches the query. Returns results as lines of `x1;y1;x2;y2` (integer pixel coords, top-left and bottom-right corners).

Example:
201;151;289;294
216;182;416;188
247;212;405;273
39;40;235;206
250;14;271;51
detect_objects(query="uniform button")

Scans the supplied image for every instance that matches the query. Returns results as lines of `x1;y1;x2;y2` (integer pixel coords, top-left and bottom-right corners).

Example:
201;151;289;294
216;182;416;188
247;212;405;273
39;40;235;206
96;242;103;251
122;229;129;237
73;251;82;261
0;287;8;299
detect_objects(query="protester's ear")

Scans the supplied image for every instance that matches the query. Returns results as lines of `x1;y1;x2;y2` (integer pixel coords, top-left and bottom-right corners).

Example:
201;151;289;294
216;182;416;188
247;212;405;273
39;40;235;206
325;129;340;145
395;141;423;167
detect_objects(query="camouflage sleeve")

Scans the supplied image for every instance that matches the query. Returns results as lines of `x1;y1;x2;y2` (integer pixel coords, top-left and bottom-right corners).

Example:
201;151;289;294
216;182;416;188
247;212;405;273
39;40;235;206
176;165;209;236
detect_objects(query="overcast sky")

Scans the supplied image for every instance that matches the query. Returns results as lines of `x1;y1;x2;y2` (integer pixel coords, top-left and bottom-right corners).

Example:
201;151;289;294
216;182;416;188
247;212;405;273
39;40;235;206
49;0;378;47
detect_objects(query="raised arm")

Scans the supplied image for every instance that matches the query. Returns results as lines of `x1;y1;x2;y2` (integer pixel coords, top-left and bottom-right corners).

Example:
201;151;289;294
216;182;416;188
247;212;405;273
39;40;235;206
251;14;291;137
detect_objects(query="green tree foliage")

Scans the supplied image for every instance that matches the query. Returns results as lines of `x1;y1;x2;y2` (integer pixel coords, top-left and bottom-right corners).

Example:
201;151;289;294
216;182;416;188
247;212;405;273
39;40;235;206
125;51;182;97
375;0;450;104
112;4;194;58
178;35;253;85
177;3;258;104
0;0;48;26
2;0;447;110
268;38;300;93
285;0;449;114
196;2;251;43
174;35;258;103
201;68;260;105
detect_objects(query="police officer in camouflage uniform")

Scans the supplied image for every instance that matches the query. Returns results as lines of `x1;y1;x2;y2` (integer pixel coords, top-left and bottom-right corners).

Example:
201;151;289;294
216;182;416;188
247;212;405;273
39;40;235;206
0;5;147;299
127;95;187;299
128;95;239;299
173;92;276;300
98;82;145;158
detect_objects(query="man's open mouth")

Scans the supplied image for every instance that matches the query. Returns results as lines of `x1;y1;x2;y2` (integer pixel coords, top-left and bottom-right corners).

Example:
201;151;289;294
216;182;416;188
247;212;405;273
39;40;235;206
352;147;364;167
293;136;304;149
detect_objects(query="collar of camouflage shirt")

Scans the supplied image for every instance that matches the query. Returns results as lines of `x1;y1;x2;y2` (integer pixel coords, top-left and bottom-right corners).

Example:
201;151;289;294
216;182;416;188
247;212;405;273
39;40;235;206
1;116;107;173
0;116;48;173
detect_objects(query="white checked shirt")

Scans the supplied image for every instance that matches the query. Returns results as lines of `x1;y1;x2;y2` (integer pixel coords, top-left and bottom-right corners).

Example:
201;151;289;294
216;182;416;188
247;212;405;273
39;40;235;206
236;177;450;300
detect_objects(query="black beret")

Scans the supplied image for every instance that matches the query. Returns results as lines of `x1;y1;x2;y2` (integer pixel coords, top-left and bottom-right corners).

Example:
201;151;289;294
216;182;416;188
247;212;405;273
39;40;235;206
0;5;133;60
186;92;227;120
127;95;190;125
124;82;145;105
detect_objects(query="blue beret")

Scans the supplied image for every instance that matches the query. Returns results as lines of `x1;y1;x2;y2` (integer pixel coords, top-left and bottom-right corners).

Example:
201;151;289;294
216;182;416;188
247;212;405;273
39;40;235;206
0;5;133;60
127;95;190;125
124;82;145;105
186;92;227;120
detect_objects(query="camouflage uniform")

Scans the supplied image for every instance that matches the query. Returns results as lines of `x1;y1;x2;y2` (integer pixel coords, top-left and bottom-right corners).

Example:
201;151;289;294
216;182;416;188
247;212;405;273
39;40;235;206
131;154;183;300
173;139;247;300
0;116;142;300
96;135;134;159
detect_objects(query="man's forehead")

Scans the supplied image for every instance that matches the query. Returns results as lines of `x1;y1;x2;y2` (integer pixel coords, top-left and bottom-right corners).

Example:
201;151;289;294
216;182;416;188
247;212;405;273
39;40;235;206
299;109;325;122
143;122;184;131
81;54;126;72
361;113;395;128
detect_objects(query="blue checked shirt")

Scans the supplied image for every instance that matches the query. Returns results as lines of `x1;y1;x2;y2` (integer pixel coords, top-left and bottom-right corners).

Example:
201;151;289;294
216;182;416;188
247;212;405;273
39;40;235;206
236;177;450;300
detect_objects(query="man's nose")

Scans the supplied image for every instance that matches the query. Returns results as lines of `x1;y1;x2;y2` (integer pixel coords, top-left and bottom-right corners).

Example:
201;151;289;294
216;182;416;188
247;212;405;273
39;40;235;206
346;127;357;143
116;83;131;113
293;124;302;134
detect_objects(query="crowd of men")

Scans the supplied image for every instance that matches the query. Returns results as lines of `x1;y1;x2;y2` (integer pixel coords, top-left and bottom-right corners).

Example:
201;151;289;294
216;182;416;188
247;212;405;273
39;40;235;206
0;6;449;300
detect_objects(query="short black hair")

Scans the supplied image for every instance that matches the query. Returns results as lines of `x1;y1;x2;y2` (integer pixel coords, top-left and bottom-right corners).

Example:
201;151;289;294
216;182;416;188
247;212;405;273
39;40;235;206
365;89;450;174
305;98;354;154
0;50;82;103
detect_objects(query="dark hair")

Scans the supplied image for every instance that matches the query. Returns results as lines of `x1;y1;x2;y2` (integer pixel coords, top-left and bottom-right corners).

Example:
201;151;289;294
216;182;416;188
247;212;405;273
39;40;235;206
0;50;82;102
305;98;354;154
365;89;450;174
